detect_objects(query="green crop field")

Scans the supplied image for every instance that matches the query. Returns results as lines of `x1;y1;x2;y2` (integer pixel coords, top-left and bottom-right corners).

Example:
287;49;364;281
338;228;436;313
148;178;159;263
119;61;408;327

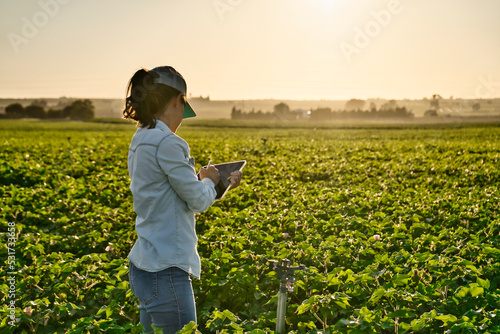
1;119;500;333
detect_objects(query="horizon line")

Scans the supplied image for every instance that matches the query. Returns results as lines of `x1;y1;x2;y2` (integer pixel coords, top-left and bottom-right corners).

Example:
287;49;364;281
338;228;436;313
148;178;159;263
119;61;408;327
1;95;498;101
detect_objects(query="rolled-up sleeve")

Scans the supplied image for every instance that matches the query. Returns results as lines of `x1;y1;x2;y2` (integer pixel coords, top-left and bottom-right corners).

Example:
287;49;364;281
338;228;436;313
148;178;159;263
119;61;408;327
156;135;216;212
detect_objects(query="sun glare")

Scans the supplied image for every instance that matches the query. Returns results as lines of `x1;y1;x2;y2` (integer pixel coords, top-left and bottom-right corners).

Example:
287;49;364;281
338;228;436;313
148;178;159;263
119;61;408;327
317;0;337;7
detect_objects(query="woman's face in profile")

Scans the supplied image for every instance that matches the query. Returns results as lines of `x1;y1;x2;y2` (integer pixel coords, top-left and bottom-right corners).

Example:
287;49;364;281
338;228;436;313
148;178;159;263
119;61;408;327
166;94;185;133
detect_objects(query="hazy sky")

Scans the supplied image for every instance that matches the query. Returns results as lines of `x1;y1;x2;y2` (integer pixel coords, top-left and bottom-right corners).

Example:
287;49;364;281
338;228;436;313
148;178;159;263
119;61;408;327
1;0;499;100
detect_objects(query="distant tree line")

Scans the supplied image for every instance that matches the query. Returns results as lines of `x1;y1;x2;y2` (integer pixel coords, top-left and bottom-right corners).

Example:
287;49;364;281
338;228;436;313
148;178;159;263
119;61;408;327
231;102;293;121
231;107;274;120
2;99;95;120
231;100;413;121
309;106;413;121
423;94;482;117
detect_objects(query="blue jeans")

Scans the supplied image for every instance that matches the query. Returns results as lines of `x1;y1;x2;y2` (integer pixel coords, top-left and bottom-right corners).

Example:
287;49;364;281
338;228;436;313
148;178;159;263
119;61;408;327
129;262;197;334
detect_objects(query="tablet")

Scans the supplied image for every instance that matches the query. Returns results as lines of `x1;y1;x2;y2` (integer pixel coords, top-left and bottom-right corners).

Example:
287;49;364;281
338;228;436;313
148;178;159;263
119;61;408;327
198;160;246;200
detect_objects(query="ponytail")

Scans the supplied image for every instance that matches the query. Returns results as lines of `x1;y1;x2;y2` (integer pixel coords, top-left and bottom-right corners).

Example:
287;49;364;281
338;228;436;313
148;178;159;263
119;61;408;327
123;68;181;128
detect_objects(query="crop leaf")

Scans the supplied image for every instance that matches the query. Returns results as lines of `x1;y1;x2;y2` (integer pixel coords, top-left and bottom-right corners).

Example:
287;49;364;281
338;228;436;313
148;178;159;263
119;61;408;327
469;283;484;297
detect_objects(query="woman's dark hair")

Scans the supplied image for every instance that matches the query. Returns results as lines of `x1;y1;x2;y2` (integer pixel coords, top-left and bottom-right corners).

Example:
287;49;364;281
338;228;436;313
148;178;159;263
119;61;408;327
123;68;181;128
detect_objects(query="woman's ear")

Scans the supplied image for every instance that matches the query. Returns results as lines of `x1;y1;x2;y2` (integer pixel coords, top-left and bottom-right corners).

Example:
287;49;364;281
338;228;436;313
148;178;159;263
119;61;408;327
173;93;183;108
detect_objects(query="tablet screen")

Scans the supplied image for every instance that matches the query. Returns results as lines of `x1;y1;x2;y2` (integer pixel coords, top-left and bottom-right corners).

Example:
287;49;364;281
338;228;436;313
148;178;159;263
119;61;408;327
198;160;246;200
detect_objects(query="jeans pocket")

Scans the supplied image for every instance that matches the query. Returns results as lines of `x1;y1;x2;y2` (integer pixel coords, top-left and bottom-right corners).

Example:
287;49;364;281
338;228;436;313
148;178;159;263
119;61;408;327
129;263;158;306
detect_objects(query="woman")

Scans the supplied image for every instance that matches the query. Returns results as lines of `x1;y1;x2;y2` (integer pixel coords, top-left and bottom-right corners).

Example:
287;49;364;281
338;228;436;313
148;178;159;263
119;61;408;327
123;66;242;333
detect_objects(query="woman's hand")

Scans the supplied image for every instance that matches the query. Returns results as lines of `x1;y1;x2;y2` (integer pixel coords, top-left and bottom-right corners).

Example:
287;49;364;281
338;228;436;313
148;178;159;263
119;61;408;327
199;166;220;186
228;170;243;190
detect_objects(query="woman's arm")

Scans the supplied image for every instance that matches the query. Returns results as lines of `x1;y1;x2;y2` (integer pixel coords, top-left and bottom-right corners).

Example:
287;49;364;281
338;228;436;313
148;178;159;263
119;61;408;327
156;136;217;212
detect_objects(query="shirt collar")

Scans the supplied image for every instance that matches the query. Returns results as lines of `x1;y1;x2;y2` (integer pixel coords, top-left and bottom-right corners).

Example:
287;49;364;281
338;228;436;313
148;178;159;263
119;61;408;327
154;120;173;134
